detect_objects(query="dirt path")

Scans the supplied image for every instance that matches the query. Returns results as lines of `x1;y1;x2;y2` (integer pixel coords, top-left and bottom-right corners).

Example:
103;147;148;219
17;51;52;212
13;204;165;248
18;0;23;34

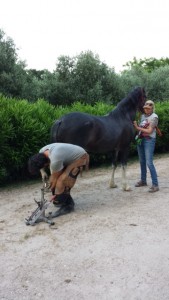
0;154;169;300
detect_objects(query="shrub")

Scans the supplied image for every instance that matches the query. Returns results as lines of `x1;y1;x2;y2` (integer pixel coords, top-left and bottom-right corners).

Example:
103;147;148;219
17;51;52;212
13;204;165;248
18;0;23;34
0;96;55;183
0;95;169;185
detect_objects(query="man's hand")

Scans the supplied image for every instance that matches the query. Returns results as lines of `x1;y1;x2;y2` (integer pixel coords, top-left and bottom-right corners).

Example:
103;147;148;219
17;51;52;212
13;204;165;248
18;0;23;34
40;168;49;181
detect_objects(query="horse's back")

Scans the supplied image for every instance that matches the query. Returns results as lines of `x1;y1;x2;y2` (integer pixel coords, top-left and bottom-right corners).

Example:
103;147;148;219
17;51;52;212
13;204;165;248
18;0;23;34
51;112;97;146
51;110;134;153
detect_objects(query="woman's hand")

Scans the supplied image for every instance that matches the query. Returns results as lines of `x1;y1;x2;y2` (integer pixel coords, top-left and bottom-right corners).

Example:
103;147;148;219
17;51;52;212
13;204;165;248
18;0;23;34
133;121;138;130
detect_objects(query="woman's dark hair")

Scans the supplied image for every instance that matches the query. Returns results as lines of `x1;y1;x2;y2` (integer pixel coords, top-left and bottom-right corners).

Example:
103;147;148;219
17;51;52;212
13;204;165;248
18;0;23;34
28;153;49;175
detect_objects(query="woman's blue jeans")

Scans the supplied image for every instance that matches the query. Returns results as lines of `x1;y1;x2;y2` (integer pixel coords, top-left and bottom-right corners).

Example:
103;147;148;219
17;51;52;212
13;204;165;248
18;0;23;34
137;137;158;186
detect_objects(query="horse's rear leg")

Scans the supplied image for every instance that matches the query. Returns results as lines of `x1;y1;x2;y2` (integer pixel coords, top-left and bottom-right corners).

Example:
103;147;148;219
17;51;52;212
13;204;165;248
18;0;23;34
121;164;131;191
109;164;117;188
109;151;119;188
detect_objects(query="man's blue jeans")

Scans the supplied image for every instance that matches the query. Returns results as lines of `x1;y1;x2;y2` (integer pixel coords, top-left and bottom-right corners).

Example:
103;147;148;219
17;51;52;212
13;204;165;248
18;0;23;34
137;137;158;186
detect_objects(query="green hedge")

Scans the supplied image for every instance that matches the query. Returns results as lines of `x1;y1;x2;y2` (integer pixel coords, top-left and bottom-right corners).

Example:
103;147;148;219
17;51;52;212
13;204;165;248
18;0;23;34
0;95;169;185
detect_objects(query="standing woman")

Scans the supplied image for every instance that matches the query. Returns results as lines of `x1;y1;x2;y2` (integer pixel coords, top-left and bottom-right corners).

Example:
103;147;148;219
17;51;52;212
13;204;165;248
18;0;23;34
133;100;159;192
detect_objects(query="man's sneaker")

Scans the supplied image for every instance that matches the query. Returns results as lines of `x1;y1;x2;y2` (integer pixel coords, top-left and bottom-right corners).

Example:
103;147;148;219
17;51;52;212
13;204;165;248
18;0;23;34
135;180;147;187
149;186;159;193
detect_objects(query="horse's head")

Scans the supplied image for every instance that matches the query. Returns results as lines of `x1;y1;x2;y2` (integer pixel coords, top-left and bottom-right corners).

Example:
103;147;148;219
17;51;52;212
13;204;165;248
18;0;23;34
134;86;147;113
117;86;147;118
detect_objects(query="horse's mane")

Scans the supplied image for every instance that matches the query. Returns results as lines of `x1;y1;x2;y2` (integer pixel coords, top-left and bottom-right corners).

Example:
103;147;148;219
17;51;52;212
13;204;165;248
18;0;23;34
117;87;145;110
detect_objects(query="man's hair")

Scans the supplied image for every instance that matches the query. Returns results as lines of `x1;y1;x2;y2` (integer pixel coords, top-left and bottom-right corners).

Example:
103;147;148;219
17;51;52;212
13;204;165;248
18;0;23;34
28;153;48;175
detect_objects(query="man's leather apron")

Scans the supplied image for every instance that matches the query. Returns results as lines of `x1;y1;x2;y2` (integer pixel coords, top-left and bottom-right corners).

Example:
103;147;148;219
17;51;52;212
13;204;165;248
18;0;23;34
55;153;89;193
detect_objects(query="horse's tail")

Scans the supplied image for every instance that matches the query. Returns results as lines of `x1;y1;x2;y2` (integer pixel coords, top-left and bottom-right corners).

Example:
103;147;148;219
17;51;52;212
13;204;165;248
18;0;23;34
50;119;62;143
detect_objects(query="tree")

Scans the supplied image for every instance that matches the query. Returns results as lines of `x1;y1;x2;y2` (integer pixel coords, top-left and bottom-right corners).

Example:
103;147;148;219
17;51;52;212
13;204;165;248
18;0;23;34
119;65;149;97
147;66;169;101
50;51;121;106
0;29;28;98
123;57;169;73
0;29;17;73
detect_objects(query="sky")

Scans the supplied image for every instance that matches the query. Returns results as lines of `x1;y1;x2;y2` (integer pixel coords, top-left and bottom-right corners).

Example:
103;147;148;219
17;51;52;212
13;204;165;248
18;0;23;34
0;0;169;73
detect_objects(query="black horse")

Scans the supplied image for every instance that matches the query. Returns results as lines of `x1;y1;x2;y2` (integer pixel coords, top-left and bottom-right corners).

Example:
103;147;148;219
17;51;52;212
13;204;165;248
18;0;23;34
51;87;146;190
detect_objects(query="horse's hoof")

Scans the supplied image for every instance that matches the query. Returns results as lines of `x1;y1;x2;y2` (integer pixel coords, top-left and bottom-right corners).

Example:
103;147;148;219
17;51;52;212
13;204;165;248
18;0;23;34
123;186;132;191
48;193;75;218
48;204;74;218
109;184;117;188
53;201;62;207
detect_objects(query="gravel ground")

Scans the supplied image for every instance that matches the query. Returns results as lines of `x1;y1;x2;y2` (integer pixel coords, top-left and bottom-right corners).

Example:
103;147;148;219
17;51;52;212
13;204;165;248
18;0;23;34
0;154;169;300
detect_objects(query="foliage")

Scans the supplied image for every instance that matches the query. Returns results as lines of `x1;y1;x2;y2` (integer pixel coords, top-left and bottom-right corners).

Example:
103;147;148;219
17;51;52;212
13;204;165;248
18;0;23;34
0;29;28;98
155;101;169;152
70;101;114;115
0;96;114;184
147;66;169;101
120;64;169;101
123;57;169;72
1;28;169;106
120;66;149;96
1;95;169;185
51;51;121;106
69;51;120;104
0;29;17;72
0;96;55;183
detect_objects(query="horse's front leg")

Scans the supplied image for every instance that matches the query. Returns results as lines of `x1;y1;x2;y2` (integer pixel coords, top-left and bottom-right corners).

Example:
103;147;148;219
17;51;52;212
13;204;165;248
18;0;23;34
121;164;131;191
109;164;117;188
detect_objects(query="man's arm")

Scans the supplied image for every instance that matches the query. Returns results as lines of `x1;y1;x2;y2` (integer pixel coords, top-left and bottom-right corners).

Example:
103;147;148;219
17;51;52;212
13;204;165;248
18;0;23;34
49;170;63;190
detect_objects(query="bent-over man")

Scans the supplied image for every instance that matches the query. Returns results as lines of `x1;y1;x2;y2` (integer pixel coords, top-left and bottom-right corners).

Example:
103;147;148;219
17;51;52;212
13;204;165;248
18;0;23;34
28;143;89;217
